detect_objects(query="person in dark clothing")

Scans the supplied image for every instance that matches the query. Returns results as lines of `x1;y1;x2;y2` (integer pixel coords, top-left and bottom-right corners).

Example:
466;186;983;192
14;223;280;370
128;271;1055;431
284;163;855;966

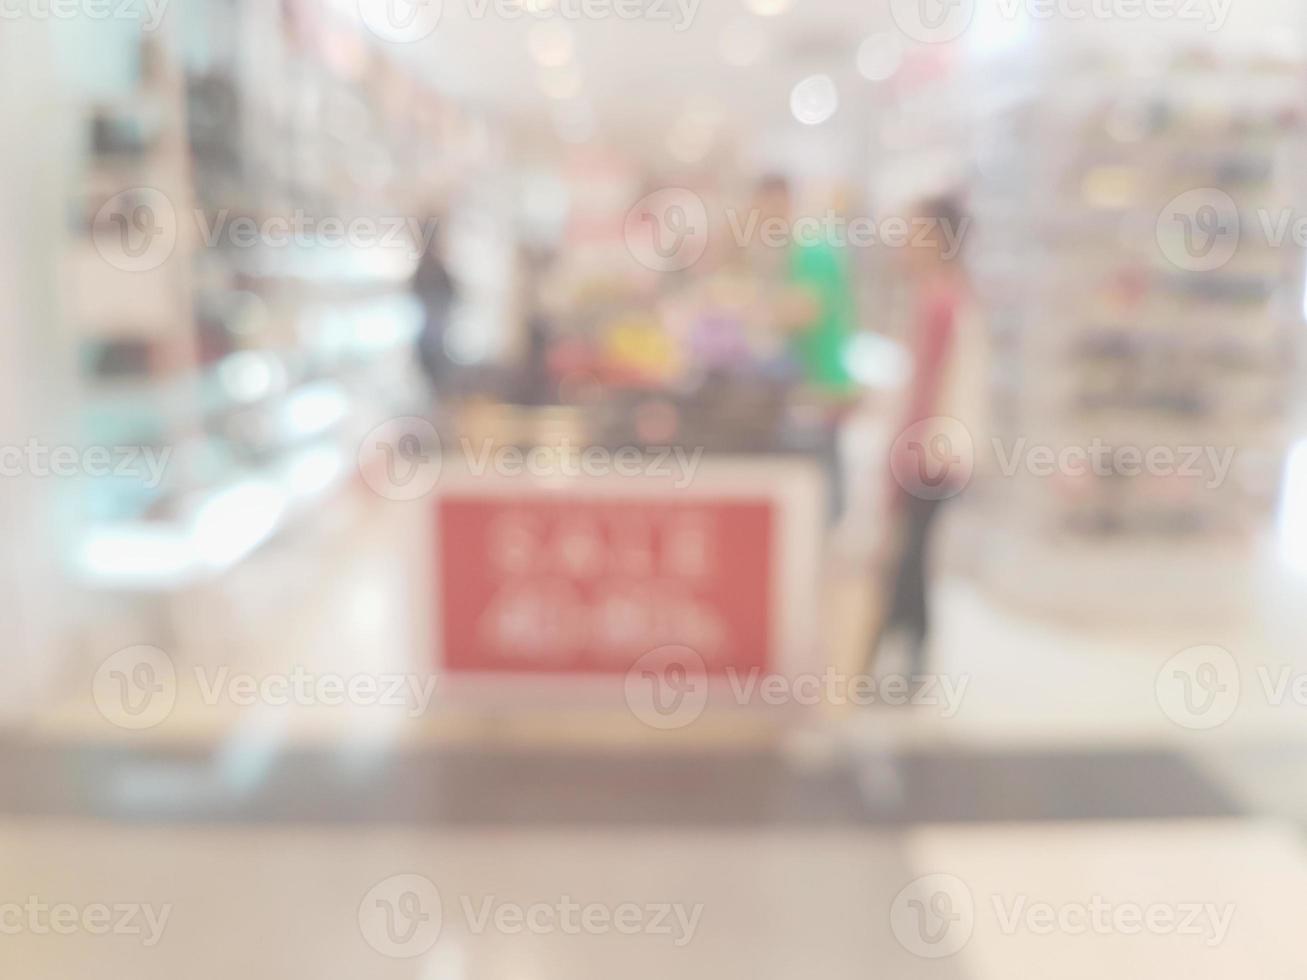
412;219;458;395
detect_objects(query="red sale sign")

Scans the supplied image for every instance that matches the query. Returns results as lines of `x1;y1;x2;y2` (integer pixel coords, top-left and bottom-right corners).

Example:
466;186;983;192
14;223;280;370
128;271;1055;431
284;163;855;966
436;496;774;675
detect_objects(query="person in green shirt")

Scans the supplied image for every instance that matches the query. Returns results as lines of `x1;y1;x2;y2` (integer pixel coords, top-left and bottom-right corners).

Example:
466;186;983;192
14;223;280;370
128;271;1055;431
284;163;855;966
750;175;858;396
789;229;858;394
747;176;861;521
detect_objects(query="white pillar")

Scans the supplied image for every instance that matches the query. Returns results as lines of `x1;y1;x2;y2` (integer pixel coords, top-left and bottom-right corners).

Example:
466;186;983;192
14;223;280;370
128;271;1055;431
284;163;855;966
0;18;75;721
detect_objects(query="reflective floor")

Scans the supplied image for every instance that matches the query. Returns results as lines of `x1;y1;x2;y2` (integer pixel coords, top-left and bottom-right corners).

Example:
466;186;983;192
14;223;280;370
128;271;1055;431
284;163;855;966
12;496;1307;978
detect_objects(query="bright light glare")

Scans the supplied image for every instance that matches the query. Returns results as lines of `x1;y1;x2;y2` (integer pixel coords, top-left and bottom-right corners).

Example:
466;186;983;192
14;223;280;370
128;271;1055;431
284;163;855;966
744;0;791;16
790;75;838;126
857;33;903;81
1277;440;1307;573
194;481;285;569
527;22;574;67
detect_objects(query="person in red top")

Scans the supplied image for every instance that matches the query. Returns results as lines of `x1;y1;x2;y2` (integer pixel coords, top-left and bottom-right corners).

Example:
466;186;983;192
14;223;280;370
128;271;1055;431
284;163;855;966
871;194;977;676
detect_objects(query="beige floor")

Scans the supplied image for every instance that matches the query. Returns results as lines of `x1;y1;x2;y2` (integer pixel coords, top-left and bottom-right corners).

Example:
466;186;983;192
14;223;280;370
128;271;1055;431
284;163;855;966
4;818;1307;979
904;819;1307;978
19;478;1307;979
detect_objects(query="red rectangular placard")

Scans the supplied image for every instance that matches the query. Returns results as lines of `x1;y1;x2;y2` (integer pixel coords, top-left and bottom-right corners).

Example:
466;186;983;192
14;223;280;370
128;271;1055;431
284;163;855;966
437;496;773;675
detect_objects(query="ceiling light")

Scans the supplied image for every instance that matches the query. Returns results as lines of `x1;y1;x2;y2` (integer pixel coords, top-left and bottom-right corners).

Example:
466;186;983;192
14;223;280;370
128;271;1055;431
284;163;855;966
719;17;768;67
528;22;574;67
744;0;791;16
856;32;903;81
790;74;838;126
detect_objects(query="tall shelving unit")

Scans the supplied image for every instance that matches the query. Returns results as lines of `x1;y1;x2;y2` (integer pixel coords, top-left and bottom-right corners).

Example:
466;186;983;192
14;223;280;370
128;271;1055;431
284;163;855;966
967;28;1306;620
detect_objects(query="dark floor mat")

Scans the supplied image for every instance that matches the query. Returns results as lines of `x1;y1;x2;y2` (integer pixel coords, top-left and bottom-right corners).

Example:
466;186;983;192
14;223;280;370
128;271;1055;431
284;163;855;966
0;739;1245;826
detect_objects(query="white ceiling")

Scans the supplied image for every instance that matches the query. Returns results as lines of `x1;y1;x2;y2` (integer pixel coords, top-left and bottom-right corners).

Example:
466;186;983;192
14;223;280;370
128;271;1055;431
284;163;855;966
360;0;902;156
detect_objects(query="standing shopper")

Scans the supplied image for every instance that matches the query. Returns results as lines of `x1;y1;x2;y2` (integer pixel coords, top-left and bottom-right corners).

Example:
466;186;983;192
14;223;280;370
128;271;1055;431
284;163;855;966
869;195;983;676
413;215;459;397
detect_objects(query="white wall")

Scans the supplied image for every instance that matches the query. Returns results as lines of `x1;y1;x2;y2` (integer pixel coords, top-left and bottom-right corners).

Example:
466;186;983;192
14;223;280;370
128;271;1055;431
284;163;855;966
0;18;76;723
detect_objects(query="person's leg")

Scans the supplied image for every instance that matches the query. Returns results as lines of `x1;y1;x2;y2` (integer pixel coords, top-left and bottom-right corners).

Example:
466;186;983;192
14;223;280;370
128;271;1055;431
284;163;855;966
901;496;944;675
823;419;845;524
867;494;942;675
867;494;916;672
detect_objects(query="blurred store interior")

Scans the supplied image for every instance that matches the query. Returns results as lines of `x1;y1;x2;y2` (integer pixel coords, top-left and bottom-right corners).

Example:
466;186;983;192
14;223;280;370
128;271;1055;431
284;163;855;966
5;0;1307;977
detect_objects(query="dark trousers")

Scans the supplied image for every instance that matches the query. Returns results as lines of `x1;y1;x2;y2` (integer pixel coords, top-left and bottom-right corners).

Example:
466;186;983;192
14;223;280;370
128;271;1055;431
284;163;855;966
869;493;945;675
